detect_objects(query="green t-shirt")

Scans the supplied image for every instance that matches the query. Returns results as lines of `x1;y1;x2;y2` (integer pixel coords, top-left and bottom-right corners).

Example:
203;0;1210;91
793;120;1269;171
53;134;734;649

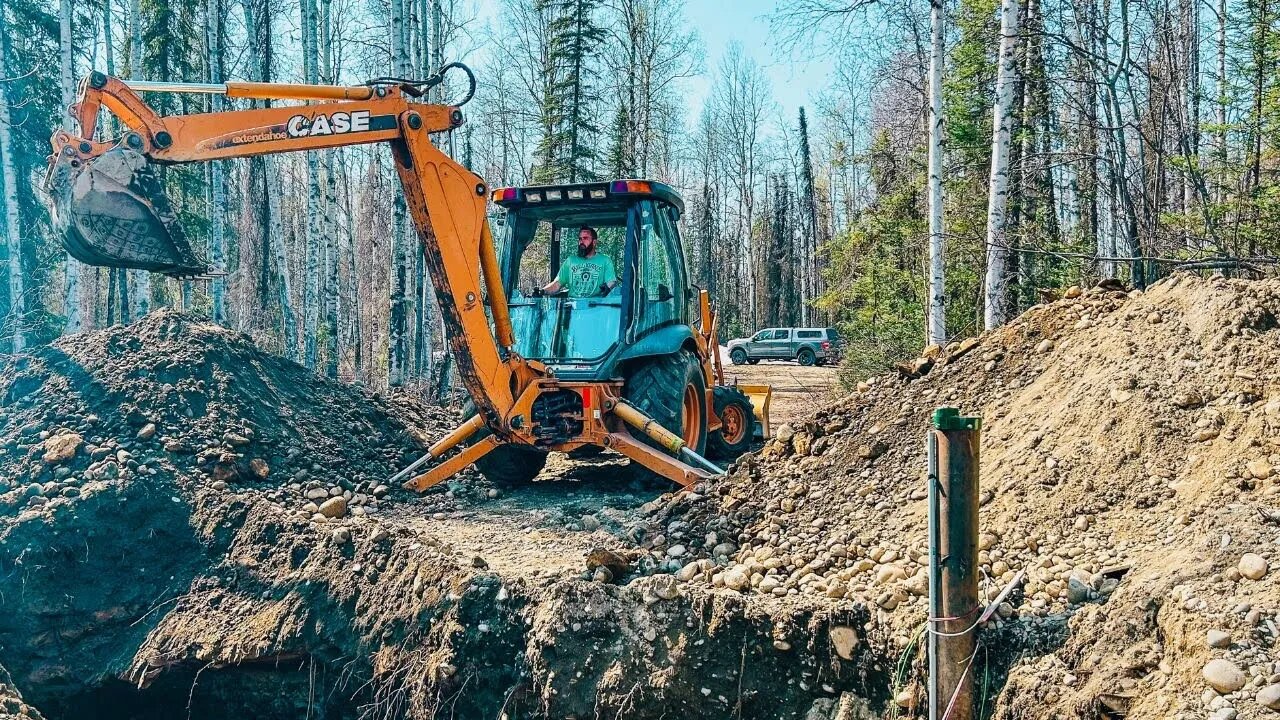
556;253;617;297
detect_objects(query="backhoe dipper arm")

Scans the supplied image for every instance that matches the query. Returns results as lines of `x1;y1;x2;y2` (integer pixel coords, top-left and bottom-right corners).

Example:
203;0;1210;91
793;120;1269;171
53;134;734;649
50;72;532;428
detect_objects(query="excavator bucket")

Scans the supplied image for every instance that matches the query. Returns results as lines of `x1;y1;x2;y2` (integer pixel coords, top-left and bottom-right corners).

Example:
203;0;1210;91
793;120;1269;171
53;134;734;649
46;146;211;277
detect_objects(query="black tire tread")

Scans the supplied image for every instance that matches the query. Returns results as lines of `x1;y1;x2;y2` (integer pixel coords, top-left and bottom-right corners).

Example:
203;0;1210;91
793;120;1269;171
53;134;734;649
707;386;755;461
460;401;547;487
623;350;708;480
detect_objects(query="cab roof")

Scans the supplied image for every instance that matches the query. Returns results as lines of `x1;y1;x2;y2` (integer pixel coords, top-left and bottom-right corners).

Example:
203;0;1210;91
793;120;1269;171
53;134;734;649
491;179;685;215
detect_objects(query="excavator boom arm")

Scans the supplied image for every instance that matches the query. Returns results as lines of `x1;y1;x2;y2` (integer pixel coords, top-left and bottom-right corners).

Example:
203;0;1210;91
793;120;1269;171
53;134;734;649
49;72;528;426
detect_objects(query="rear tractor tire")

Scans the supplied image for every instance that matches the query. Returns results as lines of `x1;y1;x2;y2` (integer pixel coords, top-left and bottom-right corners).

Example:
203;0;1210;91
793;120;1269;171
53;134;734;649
708;386;755;461
461;401;547;488
622;350;709;480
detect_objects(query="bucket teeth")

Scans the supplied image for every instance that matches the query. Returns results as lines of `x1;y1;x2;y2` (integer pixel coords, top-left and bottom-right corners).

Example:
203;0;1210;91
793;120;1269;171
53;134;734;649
46;145;211;277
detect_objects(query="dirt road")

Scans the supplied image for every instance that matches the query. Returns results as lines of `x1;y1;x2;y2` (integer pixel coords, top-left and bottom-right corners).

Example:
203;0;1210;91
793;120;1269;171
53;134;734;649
717;356;843;429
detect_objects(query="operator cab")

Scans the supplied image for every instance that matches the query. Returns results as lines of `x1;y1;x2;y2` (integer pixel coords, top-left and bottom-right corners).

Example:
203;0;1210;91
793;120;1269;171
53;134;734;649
493;180;690;379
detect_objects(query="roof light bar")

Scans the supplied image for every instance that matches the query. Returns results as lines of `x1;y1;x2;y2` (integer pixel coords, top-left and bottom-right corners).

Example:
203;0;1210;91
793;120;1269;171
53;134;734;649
568;189;584;200
546;189;563;201
527;192;543;203
610;180;652;195
491;187;520;203
589;188;607;199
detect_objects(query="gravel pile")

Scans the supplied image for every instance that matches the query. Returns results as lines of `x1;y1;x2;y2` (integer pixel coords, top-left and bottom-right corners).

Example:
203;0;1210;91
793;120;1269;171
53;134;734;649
636;273;1280;719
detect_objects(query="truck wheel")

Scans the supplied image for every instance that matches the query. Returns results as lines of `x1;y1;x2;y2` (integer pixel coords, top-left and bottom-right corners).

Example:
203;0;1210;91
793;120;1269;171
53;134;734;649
461;401;547;487
623;350;708;479
708;386;755;461
729;348;747;365
797;348;816;366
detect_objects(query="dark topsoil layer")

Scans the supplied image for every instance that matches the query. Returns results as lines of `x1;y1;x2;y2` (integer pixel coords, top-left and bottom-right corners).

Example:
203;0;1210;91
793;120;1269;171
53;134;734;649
0;312;881;720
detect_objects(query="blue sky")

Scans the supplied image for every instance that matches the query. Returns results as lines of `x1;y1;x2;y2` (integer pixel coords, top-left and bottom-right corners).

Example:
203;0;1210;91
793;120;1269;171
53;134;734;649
681;0;834;114
469;0;836;119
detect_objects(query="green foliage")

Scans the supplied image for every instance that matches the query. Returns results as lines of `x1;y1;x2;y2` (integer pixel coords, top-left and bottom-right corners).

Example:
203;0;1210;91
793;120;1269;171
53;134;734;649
534;0;606;183
944;0;998;167
818;132;928;380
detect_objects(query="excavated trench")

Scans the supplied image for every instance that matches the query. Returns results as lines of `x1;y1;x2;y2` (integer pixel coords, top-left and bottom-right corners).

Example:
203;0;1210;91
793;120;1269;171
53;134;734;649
0;477;888;720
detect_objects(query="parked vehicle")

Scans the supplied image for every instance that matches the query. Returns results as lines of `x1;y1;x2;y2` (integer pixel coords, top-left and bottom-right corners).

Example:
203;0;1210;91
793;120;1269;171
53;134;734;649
726;327;841;366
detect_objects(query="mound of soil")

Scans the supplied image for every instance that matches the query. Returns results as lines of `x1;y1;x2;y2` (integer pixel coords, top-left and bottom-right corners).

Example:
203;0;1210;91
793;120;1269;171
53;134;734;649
651;274;1280;719
0;311;881;720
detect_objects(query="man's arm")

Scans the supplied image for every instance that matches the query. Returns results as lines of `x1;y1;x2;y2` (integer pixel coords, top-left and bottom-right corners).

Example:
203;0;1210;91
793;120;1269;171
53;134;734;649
600;257;619;293
540;260;571;294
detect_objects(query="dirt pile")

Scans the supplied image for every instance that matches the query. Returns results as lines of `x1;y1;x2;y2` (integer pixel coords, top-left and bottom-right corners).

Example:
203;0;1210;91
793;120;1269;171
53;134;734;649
648;273;1280;718
0;311;880;720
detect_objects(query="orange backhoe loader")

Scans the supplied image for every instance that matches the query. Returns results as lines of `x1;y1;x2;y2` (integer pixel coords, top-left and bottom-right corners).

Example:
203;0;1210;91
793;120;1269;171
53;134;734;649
45;64;770;491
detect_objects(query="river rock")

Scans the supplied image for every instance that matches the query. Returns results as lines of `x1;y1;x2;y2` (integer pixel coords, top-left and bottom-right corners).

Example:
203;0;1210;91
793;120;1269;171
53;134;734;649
1256;683;1280;711
1240;553;1269;581
1203;659;1246;694
318;496;348;519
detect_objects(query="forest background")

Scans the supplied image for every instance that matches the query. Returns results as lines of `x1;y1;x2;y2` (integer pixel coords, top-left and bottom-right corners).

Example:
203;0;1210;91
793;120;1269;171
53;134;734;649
1;0;1272;387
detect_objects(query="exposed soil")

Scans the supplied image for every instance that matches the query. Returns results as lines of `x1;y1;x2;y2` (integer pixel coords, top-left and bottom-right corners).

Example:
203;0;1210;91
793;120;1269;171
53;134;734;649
7;275;1280;720
0;311;880;720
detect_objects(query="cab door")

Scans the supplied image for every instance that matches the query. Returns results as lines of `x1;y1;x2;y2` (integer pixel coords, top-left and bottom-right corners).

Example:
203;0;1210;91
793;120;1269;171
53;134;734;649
767;329;792;358
630;200;687;339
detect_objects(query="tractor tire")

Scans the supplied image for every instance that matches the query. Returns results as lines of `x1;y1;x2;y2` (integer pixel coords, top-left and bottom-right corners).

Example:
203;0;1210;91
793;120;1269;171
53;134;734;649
707;386;755;461
797;348;816;366
461;401;547;488
729;348;748;365
622;350;709;480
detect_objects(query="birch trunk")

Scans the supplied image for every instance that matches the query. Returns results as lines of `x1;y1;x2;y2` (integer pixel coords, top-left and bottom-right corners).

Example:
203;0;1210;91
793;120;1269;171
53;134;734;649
206;0;227;324
128;0;151;320
387;0;411;387
1216;0;1227;202
983;0;1021;331
302;0;321;369
926;0;946;346
320;0;340;377
0;8;23;351
61;0;85;334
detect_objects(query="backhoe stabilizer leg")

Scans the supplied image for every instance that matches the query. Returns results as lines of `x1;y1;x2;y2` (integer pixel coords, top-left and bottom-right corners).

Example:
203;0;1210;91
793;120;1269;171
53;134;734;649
406;435;502;492
605;432;715;489
610;400;726;479
387;414;487;486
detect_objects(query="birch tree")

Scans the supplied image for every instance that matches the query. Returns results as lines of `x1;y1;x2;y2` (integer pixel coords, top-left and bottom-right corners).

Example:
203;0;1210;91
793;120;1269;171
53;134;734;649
206;0;228;324
926;0;946;346
128;0;151;320
243;0;298;355
0;5;23;351
321;0;340;378
60;0;84;335
983;0;1020;330
387;0;412;387
302;0;322;368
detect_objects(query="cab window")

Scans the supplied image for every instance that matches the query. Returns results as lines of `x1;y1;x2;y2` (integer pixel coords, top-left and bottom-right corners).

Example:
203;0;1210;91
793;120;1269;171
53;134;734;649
633;200;683;335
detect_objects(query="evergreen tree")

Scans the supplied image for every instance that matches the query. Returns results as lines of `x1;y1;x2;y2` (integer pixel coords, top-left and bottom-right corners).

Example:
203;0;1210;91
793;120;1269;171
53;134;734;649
537;0;606;182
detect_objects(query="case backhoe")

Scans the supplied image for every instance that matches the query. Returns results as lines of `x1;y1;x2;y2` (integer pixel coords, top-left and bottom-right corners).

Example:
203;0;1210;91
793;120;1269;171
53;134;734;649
45;65;770;491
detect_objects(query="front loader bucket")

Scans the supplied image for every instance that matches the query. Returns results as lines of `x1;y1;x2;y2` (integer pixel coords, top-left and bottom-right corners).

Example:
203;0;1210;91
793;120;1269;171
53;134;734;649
737;383;772;440
46;146;211;277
